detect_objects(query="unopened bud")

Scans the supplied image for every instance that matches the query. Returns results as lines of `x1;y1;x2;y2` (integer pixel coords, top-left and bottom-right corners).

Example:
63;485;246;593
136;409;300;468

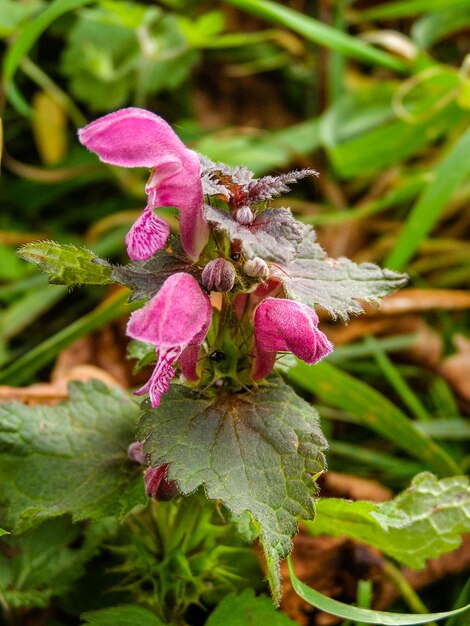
144;465;180;501
202;258;236;292
128;441;147;465
243;257;269;279
236;206;254;225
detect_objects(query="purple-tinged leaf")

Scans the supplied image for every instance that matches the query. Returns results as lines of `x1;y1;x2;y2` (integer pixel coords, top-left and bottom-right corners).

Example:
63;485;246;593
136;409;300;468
204;205;311;263
110;244;196;302
246;169;318;204
137;379;327;603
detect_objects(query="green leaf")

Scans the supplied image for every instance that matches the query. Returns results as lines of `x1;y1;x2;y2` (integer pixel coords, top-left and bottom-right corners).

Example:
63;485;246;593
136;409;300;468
137;379;327;603
286;361;459;476
412;8;470;50
272;239;407;321
0;380;144;531
320;81;466;179
0;517;114;608
307;473;470;569
288;557;470;624
0;0;44;37
0;528;8;536
386;123;470;270
18;242;113;286
206;589;297;626
2;0;94;116
81;605;165;626
225;0;408;73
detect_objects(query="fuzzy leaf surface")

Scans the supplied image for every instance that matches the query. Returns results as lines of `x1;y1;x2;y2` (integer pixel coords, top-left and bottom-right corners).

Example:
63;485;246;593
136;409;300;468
0;517;114;608
246;169;317;204
206;589;297;625
308;473;470;569
271;239;408;320
137;379;327;602
81;605;165;626
0;381;144;531
111;248;193;302
204;205;311;263
18;242;113;285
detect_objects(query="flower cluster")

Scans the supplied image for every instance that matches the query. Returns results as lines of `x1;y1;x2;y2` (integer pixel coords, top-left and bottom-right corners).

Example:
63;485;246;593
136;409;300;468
79;107;334;408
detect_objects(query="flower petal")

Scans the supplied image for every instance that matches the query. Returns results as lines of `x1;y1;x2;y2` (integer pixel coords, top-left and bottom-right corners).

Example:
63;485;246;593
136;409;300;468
253;298;332;379
79;108;209;262
78;107;190;168
125;207;171;261
127;273;212;348
134;346;181;407
146;152;209;262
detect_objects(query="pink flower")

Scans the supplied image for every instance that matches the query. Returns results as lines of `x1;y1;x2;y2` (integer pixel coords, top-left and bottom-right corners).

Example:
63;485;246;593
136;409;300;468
127;273;212;407
78;108;209;262
252;298;333;380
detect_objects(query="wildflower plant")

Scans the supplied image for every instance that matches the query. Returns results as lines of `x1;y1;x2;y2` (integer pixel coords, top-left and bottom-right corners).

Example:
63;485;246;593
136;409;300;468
20;108;408;601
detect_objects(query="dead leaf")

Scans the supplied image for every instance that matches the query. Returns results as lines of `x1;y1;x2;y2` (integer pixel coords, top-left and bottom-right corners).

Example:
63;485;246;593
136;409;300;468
364;289;470;315
440;334;470;402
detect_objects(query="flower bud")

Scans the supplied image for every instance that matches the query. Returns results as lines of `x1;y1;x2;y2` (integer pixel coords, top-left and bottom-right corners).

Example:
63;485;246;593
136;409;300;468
144;465;180;501
202;258;236;292
244;257;269;279
236;206;254;225
128;441;147;465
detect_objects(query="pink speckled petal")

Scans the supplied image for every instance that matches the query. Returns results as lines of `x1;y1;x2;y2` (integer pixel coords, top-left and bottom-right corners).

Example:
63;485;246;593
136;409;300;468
127;273;212;348
125;207;171;261
252;298;333;380
134;346;181;407
78;107;190;168
145;151;209;262
79;108;209;262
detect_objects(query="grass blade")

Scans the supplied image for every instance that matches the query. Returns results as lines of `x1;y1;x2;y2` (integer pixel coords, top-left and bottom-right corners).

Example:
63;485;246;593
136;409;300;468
285;361;459;476
0;289;135;386
225;0;409;73
358;0;470;21
3;0;94;116
385;124;470;270
288;558;470;625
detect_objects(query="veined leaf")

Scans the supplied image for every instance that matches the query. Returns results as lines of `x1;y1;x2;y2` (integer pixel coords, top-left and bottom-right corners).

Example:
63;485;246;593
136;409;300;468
204;205;310;264
206;589;297;625
288;557;470;624
307;473;470;569
271;239;407;321
18;241;113;286
286;361;459;476
81;605;165;626
0;381;144;531
137;379;327;603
